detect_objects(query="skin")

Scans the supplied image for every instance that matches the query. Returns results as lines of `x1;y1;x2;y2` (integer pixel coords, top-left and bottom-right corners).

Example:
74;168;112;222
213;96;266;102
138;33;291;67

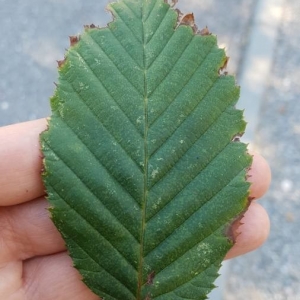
0;119;271;300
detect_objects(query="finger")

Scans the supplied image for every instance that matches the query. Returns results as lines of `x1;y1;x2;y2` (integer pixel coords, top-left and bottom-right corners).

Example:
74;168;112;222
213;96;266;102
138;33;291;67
0;201;270;265
0;147;271;260
225;202;270;259
248;152;271;199
0;119;270;207
0;119;47;206
1;200;269;265
0;198;65;264
2;204;269;300
13;252;99;300
2;253;112;300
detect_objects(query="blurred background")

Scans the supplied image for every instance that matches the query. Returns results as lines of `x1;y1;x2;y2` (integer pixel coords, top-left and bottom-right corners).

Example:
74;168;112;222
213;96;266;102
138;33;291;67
0;0;299;299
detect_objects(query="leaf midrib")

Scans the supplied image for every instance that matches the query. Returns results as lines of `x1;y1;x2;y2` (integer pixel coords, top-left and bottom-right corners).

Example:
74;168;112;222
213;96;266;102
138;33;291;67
137;0;150;299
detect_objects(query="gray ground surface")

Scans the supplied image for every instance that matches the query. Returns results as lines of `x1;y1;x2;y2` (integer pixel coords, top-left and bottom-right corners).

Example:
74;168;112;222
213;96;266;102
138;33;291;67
0;0;111;125
1;0;299;299
225;1;300;299
0;0;257;126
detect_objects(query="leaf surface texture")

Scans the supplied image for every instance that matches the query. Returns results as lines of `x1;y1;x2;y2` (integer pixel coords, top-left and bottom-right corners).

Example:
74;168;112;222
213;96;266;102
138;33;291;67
41;0;252;299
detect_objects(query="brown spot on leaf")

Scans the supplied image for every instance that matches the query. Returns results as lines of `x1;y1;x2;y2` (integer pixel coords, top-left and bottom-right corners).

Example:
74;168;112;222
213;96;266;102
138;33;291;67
57;59;66;68
219;56;230;75
232;134;242;142
69;35;79;47
180;13;195;26
227;213;245;242
146;271;155;285
246;173;252;180
175;8;184;20
84;24;98;30
144;294;152;300
179;13;198;33
200;26;211;36
226;196;252;243
222;56;230;69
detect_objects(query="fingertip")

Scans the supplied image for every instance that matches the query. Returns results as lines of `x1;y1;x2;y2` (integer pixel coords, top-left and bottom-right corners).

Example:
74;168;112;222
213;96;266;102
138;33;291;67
225;202;270;260
248;152;271;199
0;119;47;206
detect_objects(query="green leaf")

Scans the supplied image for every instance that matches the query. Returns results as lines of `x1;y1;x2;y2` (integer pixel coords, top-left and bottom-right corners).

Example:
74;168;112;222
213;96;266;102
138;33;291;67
40;0;252;299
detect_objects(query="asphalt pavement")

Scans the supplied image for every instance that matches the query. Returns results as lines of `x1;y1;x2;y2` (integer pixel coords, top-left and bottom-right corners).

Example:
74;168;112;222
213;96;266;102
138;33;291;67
1;0;299;299
226;0;300;299
0;0;257;126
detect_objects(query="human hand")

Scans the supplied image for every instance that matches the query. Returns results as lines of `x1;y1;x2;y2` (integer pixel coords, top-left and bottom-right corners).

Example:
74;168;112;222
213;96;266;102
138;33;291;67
0;119;271;300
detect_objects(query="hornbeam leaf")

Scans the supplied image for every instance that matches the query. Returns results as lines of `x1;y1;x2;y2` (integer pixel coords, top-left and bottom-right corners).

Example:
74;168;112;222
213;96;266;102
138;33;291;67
40;0;252;299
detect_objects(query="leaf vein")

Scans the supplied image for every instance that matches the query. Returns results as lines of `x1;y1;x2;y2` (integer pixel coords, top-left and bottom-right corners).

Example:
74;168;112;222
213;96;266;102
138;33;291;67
158;257;220;299
67;51;145;167
147;34;194;99
146;29;175;70
146;167;246;255
46;137;140;244
108;26;143;69
70;50;142;139
149;99;234;193
136;2;149;298
121;0;140;19
145;4;170;45
62;116;142;209
86;33;144;97
66;236;136;298
152;234;230;297
111;8;142;43
149;39;215;123
143;0;157;22
149;76;218;162
147;137;236;223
